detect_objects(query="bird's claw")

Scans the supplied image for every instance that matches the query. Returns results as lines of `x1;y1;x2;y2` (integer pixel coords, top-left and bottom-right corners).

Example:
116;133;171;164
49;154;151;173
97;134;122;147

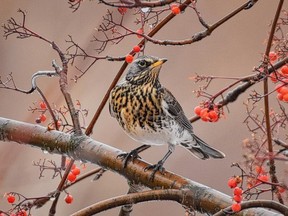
117;149;141;168
144;162;165;181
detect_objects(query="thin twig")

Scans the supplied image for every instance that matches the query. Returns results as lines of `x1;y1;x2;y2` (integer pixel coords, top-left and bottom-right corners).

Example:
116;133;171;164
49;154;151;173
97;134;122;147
262;0;284;204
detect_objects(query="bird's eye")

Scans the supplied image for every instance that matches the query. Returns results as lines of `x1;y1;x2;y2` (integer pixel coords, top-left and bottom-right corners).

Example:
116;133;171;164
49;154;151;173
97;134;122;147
137;60;147;68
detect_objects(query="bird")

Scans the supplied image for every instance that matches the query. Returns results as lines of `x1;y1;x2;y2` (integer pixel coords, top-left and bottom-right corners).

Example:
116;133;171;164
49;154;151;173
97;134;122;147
109;55;225;179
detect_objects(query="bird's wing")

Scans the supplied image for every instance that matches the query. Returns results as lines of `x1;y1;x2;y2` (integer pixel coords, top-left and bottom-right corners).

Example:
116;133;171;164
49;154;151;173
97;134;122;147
108;91;116;118
161;87;193;132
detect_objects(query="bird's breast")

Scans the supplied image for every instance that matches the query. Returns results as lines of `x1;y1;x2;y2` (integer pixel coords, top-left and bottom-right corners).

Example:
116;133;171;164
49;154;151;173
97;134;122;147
110;84;163;133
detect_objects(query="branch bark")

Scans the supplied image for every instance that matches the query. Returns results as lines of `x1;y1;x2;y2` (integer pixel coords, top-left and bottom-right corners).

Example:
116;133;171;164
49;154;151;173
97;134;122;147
0;117;281;216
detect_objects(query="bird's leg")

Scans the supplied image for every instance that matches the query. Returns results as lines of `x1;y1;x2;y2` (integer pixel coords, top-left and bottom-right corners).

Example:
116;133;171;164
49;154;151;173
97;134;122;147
117;144;151;168
144;145;175;180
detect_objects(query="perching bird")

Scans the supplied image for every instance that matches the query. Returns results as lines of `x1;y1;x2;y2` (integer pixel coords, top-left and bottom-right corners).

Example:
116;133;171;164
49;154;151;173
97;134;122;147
109;55;225;178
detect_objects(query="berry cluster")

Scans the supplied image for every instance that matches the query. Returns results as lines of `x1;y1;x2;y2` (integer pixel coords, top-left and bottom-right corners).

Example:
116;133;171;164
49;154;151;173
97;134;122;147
35;101;47;124
66;162;81;184
64;160;84;204
227;176;243;212
125;45;142;63
268;52;288;102
4;193;28;216
246;165;270;188
194;105;221;122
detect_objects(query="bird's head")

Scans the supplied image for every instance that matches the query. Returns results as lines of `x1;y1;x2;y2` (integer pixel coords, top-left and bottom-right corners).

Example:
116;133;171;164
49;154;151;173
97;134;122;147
125;55;167;85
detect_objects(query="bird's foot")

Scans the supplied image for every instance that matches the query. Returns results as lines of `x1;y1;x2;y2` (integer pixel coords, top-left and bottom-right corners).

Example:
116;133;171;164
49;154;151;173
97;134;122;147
144;161;165;181
117;145;151;168
117;149;140;168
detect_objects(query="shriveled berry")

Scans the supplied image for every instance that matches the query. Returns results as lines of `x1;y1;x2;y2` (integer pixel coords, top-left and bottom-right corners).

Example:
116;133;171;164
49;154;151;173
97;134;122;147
35;118;42;124
118;7;127;15
16;210;27;216
125;54;134;63
39;101;47;110
40;114;47;122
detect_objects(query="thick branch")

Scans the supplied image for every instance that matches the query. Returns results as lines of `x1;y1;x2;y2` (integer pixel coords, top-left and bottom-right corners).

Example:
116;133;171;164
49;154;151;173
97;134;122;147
0;117;280;216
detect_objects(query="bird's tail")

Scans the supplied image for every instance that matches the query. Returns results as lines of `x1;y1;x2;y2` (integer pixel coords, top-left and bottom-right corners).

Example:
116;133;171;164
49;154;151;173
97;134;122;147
181;135;225;160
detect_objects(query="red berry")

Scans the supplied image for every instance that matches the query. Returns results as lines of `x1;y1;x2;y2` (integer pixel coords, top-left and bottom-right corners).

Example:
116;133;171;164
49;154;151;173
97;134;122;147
200;108;209;122
282;93;288;102
125;54;134;63
255;165;264;174
281;65;288;75
171;6;180;15
133;45;141;53
208;110;219;122
277;186;286;193
7;194;15;204
194;106;202;116
67;172;77;182
275;84;286;93
233;195;242;203
40;114;47;122
118;7;127;15
65;194;74;204
282;86;288;94
233;187;243;196
231;203;241;212
136;28;143;38
269;51;278;62
72;167;81;176
277;93;283;101
228;178;238;188
65;159;76;170
258;174;269;182
270;73;277;82
39;101;47;110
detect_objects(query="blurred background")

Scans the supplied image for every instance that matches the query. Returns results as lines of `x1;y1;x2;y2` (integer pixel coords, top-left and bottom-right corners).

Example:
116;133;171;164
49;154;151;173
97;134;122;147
0;1;287;215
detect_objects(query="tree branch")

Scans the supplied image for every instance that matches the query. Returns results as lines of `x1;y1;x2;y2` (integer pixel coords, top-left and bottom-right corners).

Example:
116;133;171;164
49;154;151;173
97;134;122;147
214;199;288;216
71;189;186;216
0;117;280;216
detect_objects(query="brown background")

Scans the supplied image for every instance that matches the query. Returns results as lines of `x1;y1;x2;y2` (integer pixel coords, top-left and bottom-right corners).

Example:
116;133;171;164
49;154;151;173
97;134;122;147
0;1;286;215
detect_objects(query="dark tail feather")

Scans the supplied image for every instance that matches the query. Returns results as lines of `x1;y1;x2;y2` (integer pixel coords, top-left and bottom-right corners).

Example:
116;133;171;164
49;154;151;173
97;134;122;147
181;135;225;160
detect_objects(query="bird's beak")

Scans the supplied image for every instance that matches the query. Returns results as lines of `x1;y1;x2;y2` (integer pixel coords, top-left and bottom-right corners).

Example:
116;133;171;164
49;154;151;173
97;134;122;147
151;58;167;68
